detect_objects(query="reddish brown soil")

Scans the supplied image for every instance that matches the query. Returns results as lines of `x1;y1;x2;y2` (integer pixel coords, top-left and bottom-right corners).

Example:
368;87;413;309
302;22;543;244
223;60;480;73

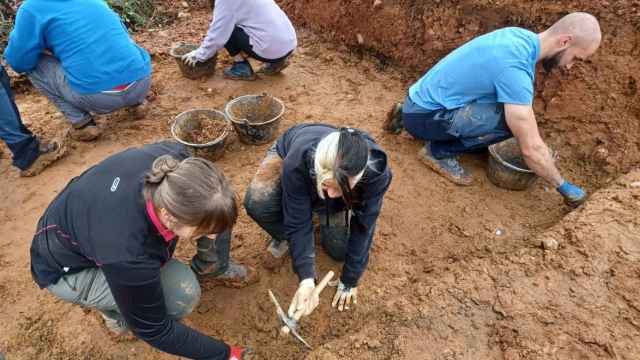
0;2;639;360
280;0;640;188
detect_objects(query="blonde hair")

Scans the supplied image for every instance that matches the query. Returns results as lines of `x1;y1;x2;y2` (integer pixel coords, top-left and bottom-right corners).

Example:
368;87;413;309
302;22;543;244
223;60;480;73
314;129;370;205
143;155;238;235
314;132;341;199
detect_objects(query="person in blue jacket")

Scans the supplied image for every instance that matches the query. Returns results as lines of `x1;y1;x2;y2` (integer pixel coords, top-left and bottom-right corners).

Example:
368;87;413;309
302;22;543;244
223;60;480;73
30;141;255;360
3;0;152;142
384;12;601;207
244;124;392;317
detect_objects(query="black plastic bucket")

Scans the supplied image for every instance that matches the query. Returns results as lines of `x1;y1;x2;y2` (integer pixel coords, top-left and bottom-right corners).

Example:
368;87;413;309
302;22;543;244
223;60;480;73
171;109;230;161
224;94;285;145
169;43;217;80
487;138;537;191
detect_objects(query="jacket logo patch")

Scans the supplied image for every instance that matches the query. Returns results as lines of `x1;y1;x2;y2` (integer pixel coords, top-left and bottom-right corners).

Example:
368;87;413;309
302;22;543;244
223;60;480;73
110;177;121;192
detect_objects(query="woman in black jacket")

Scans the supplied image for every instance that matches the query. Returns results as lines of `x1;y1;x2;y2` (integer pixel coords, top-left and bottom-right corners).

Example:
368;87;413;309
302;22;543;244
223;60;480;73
30;141;254;360
244;124;392;320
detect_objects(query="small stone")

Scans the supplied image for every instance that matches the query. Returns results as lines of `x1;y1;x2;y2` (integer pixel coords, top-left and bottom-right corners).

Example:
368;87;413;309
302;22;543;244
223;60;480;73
181;1;189;7
207;88;213;93
630;181;640;188
495;229;503;236
541;238;559;250
177;12;190;19
373;0;383;8
356;33;364;45
366;339;382;349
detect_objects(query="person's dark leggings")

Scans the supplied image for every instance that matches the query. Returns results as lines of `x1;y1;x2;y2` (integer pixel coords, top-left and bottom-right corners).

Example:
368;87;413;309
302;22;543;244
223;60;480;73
0;65;40;170
243;145;350;261
224;26;292;64
402;95;513;159
191;229;232;276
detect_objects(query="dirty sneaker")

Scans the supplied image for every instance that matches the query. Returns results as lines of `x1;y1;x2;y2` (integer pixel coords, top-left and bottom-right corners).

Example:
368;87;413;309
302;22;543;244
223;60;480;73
229;346;255;360
223;61;257;81
257;58;290;75
262;239;289;271
101;314;129;336
127;99;150;120
69;118;101;142
383;102;404;134
418;144;473;186
20;138;67;177
199;262;258;289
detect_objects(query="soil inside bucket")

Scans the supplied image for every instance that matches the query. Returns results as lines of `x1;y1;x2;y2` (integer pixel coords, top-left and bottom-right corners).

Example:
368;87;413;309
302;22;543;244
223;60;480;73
231;96;280;124
186;114;226;144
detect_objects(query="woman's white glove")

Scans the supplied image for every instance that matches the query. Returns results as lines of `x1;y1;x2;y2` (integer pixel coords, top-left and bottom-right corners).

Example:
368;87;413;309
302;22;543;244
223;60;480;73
287;278;318;319
181;49;201;67
331;279;357;311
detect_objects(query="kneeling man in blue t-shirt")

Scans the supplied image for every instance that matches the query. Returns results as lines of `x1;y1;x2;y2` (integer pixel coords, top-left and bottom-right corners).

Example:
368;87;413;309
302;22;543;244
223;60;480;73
384;12;600;207
3;0;153;143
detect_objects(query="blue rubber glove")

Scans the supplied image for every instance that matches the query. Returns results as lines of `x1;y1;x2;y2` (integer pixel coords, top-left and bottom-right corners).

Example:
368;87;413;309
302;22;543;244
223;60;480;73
557;180;587;207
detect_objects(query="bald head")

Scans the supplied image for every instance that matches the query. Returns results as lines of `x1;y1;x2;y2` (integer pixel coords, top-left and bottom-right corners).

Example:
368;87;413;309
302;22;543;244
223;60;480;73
547;12;602;50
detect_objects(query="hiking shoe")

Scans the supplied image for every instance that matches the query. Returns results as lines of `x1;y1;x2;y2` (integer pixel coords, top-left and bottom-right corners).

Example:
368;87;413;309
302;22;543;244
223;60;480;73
383;102;404;134
101;314;129;336
418;144;473;186
199;262;258;289
20;138;68;177
257;58;290;75
69;118;101;142
263;239;289;271
229;346;255;360
223;61;257;81
127;99;150;120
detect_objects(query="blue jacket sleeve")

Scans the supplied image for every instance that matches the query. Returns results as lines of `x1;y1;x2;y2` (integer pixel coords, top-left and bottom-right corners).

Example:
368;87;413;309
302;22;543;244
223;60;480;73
340;166;392;288
4;6;45;73
101;260;230;359
281;160;316;281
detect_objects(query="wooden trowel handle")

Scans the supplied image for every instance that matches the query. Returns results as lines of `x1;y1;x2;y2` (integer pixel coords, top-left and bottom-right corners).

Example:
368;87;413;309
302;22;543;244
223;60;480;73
312;271;335;297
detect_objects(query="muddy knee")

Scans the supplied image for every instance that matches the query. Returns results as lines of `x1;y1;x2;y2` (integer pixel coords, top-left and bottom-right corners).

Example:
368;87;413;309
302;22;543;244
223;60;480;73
244;154;283;221
161;259;201;319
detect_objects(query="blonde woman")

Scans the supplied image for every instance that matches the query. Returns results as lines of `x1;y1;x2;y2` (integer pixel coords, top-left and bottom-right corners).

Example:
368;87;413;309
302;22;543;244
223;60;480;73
30;142;255;360
244;124;392;320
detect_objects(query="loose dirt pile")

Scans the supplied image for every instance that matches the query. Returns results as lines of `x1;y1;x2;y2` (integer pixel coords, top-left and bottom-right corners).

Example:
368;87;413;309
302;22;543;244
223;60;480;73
190;116;227;144
0;2;638;359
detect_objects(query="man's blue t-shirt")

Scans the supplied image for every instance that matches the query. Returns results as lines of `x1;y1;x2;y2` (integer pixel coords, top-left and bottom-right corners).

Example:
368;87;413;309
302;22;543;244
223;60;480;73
409;27;540;111
4;0;151;94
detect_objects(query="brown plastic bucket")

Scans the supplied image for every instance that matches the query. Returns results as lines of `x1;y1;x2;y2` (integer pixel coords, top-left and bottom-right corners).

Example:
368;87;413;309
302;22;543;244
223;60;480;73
224;93;285;145
487;138;537;191
171;109;230;161
169;43;217;80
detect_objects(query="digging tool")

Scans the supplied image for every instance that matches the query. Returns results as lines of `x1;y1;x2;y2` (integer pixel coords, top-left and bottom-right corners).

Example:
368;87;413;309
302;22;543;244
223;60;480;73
267;270;335;349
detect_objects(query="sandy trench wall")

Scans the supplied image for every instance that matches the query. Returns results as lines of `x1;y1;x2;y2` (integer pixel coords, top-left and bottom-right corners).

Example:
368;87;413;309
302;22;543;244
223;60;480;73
278;0;640;189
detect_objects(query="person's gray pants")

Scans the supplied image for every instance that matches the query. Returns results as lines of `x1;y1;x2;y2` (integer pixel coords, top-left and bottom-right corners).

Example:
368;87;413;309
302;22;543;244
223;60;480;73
28;55;151;127
47;259;201;323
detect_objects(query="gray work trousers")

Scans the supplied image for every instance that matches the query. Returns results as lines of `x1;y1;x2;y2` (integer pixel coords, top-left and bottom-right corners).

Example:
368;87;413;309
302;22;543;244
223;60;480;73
28;55;151;126
47;259;201;323
46;230;231;324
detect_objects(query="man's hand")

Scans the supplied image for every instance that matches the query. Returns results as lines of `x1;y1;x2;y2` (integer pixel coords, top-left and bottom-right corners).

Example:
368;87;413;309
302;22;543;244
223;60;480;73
331;280;357;311
557;180;587;207
181;50;200;67
504;104;564;187
287;278;318;319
